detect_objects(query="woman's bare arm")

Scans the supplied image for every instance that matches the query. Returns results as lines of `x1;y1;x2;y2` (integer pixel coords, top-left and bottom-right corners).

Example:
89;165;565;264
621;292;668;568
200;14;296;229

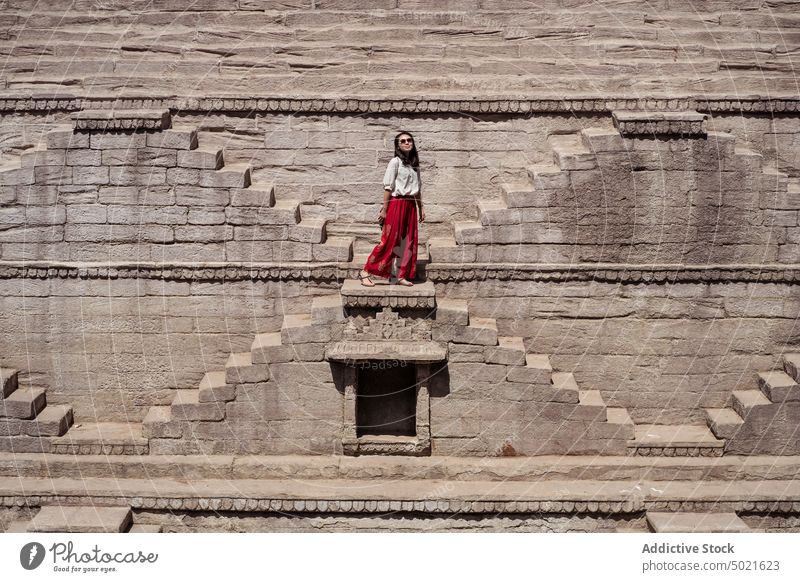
379;188;391;223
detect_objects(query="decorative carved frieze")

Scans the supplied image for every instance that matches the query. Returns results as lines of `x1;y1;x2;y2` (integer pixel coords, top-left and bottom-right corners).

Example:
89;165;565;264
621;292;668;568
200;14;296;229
3;493;797;515
629;446;724;458
1;96;798;115
71;109;172;132
2;262;799;285
612;110;707;137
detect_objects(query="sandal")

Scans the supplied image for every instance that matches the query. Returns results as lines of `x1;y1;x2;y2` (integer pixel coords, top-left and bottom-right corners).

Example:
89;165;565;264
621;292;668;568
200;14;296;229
358;269;375;287
396;278;414;287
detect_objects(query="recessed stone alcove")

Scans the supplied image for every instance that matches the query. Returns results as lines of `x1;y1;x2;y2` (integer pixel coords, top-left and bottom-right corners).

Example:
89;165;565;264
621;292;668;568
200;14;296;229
356;362;417;437
327;299;444;457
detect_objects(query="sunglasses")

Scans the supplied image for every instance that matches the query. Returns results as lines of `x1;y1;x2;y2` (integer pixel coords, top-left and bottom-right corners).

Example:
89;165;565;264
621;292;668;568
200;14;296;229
398;138;413;144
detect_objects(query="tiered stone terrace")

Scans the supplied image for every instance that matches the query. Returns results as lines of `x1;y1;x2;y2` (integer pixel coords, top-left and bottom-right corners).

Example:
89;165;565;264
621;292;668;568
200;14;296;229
2;0;800;533
1;0;799;99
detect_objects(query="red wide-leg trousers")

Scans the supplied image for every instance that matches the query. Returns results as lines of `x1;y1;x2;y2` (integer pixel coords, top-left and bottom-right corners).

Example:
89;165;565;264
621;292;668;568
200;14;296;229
363;197;418;281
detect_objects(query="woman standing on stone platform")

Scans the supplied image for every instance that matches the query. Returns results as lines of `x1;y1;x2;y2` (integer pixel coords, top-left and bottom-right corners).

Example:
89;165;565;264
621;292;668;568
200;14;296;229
358;131;425;287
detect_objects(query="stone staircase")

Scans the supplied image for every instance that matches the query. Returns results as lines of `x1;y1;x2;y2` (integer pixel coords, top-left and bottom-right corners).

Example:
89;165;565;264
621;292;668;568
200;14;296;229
1;1;798;98
705;353;800;455
142;292;345;455
0;109;354;263
431;116;793;265
0;367;73;453
136;276;635;457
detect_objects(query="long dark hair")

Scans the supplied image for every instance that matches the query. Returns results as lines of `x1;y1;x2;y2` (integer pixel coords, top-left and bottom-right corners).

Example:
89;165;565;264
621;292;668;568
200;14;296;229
394;130;419;168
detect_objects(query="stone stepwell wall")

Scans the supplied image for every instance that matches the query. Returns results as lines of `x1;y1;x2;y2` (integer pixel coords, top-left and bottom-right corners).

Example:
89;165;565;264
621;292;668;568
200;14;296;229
1;0;799;98
0;110;799;262
0;272;796;425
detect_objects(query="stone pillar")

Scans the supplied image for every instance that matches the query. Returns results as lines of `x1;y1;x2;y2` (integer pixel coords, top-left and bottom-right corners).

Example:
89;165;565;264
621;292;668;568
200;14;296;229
415;363;431;444
342;365;358;453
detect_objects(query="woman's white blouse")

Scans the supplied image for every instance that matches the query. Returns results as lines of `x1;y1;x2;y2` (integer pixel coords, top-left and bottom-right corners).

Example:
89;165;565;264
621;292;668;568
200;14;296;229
383;156;421;197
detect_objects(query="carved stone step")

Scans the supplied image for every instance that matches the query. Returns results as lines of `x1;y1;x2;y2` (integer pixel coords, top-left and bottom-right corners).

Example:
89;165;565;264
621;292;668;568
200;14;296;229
549;134;597;170
270;199;302;224
428;237;476;263
27;405;73;437
485;336;526;365
177;146;224;170
0;368;19;399
0;387;46;419
509;354;554;387
230;181;275;207
29;505;133;533
311;294;345;325
580;127;624;152
731;389;772;418
199;370;236;403
705;407;744;440
782;353;800;383
289;218;326;243
145;125;198;150
606;408;634;428
526;164;570;191
477;199;521;226
453;221;483;244
452;317;497;346
577;389;608;421
312;236;354;262
171;390;224;422
142;406;183;440
199;162;251;188
224;353;270;385
500;182;539;209
646;511;751;533
434;298;469;326
251;332;293;364
757;370;800;402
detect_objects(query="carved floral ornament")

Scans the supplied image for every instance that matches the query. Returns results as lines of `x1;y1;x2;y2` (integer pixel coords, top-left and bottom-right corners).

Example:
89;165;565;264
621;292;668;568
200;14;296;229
344;308;432;341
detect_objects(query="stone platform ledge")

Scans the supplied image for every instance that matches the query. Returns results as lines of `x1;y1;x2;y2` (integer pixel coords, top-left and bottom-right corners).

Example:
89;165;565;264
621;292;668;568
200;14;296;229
4;453;800;483
613;110;707;136
629;424;724;457
340;279;435;309
70;109;172;131
1;477;799;515
1;95;799;115
3;261;800;284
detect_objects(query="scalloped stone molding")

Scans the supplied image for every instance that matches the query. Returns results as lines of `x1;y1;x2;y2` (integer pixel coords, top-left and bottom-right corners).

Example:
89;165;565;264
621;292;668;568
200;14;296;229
1;96;799;115
2;262;800;284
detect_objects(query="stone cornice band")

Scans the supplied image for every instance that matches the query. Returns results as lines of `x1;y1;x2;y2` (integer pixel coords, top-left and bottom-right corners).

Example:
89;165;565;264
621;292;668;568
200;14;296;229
1;494;798;515
2;262;800;284
1;96;799;115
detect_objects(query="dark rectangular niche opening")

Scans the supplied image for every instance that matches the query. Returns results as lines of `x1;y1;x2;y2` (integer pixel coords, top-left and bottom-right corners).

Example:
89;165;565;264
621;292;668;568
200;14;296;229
356;362;417;437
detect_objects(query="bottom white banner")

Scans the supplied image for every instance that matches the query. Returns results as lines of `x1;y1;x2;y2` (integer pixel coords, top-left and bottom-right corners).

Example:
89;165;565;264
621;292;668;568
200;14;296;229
1;533;798;581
